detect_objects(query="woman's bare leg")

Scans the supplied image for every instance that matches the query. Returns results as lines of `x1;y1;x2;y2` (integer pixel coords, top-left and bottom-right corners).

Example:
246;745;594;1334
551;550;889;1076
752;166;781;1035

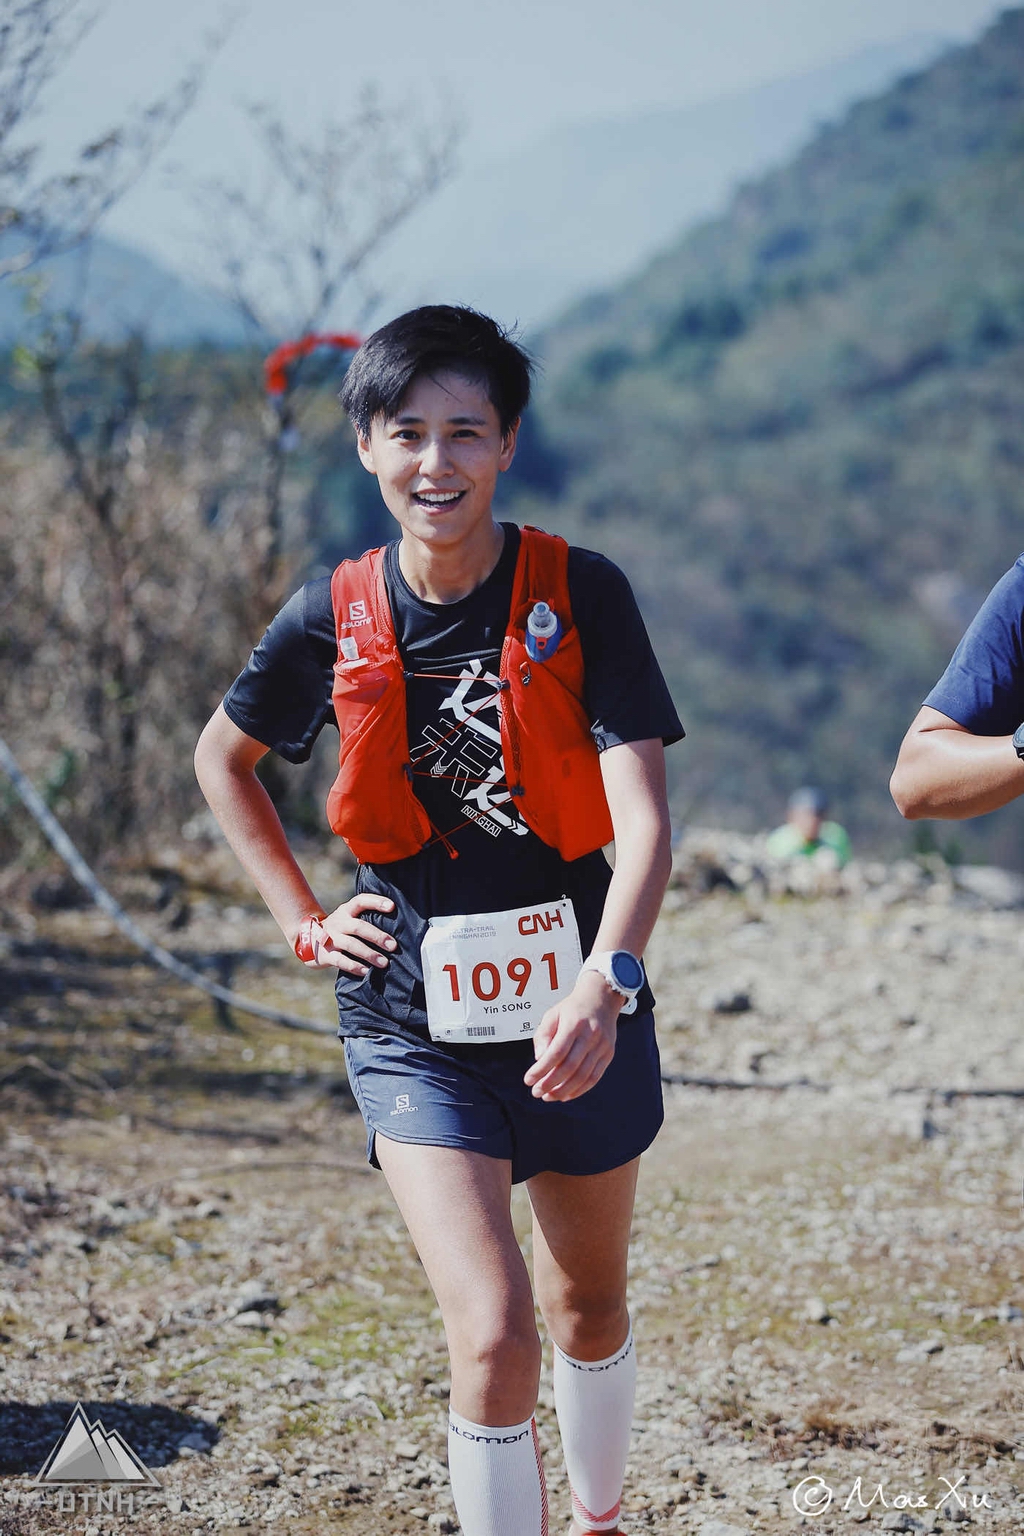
374;1135;541;1422
375;1136;548;1536
529;1158;641;1535
528;1157;638;1356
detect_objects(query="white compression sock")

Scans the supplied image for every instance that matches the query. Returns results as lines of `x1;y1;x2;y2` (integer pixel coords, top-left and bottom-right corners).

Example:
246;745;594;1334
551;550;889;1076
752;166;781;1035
447;1408;549;1536
553;1327;636;1533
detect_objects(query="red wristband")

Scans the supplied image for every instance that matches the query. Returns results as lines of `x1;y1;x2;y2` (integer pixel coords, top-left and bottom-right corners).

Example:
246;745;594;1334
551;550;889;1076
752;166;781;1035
294;912;329;964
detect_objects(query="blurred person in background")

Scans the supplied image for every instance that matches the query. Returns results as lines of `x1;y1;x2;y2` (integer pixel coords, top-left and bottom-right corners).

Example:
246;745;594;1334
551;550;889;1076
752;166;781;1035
766;786;851;869
891;554;1024;822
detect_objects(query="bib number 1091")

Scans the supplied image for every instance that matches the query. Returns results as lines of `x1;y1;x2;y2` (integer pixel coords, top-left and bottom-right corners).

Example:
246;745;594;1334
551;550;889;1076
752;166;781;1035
442;952;560;1004
421;898;581;1044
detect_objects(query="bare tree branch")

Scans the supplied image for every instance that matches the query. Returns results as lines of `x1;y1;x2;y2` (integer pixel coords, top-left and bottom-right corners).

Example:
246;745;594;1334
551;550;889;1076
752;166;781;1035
0;0;230;279
199;85;460;343
196;85;460;590
0;1;91;178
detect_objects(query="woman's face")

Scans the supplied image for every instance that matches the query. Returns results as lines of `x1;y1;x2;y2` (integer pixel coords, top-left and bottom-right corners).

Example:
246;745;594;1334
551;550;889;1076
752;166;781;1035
356;370;518;551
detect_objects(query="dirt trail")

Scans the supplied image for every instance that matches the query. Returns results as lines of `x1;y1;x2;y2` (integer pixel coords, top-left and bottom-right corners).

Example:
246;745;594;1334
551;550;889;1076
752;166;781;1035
2;868;1024;1535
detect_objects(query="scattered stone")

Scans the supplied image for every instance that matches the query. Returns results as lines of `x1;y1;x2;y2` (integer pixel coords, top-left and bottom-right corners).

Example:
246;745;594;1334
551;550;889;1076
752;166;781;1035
706;988;752;1015
228;1281;282;1317
896;1343;942;1364
953;864;1024;909
936;1344;990;1370
683;1254;721;1273
803;1297;832;1324
176;1430;210;1451
394;1441;422;1460
696;1520;752;1536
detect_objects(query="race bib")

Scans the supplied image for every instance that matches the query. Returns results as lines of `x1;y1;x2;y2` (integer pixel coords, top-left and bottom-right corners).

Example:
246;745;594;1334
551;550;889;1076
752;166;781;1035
422;898;582;1044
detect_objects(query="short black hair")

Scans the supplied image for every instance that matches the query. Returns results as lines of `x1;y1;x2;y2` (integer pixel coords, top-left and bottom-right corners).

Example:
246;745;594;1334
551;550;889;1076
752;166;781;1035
339;304;532;437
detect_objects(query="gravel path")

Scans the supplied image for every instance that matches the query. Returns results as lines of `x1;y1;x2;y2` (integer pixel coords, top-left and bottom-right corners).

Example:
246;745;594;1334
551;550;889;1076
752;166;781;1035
2;861;1023;1535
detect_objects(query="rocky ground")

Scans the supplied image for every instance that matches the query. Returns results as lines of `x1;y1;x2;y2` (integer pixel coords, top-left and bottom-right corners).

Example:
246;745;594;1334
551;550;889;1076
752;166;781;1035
2;836;1024;1536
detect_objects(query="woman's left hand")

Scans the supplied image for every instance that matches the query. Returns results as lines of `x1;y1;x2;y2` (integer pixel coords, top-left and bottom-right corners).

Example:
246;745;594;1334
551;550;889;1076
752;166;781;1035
523;971;622;1102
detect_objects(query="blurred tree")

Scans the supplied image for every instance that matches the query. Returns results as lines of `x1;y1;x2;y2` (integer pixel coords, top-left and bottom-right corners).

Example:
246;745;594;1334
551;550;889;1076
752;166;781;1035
0;0;214;278
197;91;459;594
0;343;267;857
2;78;458;858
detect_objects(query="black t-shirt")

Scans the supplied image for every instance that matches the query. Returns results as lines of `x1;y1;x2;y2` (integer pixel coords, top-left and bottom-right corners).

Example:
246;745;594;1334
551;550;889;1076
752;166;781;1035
223;524;684;1042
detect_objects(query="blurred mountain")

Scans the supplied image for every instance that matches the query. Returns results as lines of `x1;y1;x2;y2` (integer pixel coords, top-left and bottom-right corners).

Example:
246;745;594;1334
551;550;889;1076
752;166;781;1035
504;8;1024;862
375;33;950;329
0;34;947;345
0;236;245;346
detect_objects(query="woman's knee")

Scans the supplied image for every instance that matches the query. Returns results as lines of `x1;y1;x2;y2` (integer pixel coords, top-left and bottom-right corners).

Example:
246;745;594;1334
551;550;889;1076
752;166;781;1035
451;1311;543;1386
539;1283;628;1358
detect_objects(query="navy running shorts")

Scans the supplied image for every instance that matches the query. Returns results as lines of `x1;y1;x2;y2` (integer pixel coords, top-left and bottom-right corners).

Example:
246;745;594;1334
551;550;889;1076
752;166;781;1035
343;1013;663;1184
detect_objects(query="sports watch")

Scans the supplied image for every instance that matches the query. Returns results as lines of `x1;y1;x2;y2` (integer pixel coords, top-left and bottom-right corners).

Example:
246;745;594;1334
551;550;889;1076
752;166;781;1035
579;950;645;1014
1014;722;1024;761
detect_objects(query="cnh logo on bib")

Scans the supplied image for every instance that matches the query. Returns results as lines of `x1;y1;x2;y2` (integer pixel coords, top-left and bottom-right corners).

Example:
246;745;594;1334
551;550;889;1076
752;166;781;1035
421;900;582;1044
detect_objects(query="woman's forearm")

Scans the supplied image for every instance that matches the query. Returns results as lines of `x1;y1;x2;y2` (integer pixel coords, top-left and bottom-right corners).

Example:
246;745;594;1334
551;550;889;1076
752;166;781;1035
592;828;672;957
591;739;673;958
890;706;1024;821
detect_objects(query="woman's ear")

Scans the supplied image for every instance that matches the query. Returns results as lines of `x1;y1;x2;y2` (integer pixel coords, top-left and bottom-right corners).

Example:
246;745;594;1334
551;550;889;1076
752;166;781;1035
499;417;521;472
356;431;377;475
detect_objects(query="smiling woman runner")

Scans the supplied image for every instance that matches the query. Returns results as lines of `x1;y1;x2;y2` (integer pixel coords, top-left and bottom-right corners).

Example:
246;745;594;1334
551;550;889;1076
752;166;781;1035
194;305;683;1536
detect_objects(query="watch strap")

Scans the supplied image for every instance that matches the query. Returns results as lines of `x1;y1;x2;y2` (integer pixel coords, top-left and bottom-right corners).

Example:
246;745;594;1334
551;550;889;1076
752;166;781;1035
580;950;643;1012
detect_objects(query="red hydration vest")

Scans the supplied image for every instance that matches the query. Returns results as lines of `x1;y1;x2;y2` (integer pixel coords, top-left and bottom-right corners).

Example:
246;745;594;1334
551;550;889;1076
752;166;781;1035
326;526;614;865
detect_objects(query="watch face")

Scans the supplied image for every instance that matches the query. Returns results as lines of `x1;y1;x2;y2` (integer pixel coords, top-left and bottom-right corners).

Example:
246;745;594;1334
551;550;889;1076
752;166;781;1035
1015;722;1024;756
610;951;644;992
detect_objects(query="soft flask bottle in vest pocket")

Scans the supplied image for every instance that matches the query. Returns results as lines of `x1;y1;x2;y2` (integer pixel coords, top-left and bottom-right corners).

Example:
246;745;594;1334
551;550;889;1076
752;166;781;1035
525;601;562;662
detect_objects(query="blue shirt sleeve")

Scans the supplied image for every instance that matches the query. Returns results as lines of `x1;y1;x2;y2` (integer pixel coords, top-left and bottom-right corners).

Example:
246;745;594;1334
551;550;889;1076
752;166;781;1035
924;556;1024;736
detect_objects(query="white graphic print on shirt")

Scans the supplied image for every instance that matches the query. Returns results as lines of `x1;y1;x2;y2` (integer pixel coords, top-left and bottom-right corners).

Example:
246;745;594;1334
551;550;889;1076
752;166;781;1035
410;658;529;840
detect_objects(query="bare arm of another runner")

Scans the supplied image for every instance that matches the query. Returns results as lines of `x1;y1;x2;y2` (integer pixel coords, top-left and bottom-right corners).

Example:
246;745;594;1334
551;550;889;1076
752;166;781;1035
194;704;395;973
890;705;1024;821
524;737;672;1103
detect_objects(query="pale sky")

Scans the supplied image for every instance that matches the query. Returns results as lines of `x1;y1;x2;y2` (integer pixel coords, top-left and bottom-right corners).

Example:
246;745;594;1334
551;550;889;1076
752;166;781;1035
30;0;1008;279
